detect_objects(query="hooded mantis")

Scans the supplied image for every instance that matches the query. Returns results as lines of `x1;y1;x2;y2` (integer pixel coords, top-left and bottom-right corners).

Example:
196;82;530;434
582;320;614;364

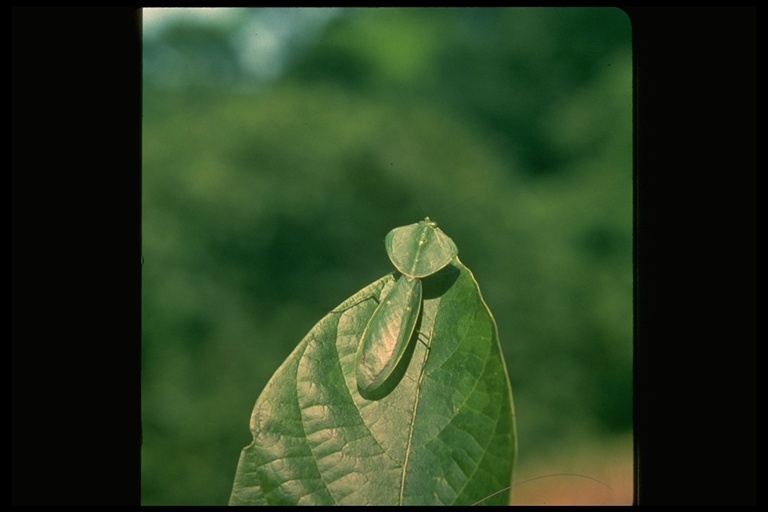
355;217;458;395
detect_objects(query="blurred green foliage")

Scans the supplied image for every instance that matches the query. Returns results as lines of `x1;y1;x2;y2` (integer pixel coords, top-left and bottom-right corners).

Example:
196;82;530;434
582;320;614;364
142;7;632;505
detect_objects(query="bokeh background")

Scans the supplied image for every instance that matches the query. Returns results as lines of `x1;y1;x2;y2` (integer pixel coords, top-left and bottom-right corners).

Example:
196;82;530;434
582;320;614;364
141;7;633;505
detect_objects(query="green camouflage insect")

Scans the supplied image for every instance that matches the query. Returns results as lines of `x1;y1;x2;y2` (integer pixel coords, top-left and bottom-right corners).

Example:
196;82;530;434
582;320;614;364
355;217;458;395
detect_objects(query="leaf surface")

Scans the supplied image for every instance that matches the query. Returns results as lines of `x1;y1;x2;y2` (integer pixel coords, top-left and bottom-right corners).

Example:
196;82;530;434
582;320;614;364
229;259;516;505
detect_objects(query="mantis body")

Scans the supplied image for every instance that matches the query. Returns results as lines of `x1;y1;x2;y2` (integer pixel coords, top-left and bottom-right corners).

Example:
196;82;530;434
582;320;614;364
354;217;458;395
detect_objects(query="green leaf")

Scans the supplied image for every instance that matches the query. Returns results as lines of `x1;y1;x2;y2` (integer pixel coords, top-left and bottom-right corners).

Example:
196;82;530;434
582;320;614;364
229;259;516;505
